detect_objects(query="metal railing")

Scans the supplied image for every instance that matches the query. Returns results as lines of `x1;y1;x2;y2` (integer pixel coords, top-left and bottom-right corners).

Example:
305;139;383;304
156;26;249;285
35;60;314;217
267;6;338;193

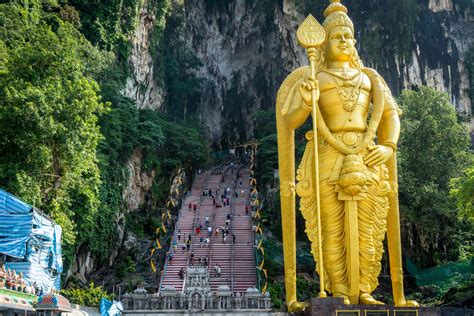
158;220;179;294
230;163;245;293
208;163;233;289
230;174;236;293
181;172;210;293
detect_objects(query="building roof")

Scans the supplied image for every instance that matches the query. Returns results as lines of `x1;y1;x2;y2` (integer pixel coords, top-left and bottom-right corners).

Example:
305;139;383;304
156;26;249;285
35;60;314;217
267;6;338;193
0;294;35;312
36;293;72;312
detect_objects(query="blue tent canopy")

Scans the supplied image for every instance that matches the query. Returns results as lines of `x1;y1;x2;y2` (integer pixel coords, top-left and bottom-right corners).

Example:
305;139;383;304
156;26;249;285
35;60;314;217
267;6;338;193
0;189;33;214
0;189;63;292
100;298;122;316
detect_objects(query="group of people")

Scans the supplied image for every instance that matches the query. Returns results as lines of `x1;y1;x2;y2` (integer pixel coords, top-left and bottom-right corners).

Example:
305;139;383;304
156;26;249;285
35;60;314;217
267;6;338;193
188;201;198;212
220;213;236;244
175;230;193;253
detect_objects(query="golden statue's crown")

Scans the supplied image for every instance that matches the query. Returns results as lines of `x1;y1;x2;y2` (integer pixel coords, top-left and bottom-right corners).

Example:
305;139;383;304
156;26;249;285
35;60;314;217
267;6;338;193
322;0;354;35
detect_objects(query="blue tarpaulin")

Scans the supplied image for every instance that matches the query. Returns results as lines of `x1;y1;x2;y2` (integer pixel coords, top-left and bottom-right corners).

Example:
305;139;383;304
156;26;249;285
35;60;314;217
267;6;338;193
0;189;34;258
0;213;33;258
0;189;33;214
0;189;63;292
100;298;123;316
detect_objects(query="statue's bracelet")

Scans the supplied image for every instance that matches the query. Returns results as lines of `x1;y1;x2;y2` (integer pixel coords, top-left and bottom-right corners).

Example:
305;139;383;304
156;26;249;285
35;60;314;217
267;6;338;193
382;142;397;152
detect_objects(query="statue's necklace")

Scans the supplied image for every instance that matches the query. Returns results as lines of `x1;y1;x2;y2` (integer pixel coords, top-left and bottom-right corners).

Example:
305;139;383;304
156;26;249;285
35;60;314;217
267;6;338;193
313;68;385;156
322;68;361;81
322;69;363;112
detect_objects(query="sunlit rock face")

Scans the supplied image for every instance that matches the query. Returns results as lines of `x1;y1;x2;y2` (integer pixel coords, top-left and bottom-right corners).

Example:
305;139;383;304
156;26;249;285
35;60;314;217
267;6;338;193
429;0;454;12
361;1;472;116
123;0;166;110
125;0;472;143
122;149;156;213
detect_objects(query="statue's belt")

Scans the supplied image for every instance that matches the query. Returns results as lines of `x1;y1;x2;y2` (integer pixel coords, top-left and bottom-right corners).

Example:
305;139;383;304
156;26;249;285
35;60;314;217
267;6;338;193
305;130;366;148
303;130;381;186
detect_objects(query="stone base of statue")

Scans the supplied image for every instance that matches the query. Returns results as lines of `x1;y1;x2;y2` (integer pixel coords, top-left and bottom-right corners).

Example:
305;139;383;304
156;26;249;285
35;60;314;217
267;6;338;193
303;297;441;316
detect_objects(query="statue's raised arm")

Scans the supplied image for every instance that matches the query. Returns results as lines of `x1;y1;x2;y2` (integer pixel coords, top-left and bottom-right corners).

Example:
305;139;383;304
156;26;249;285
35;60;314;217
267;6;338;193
276;0;419;311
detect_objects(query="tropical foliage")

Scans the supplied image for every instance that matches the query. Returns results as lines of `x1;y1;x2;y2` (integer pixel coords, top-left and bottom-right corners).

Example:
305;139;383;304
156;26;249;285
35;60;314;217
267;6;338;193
398;87;472;266
61;282;110;306
0;0;209;274
0;0;109;266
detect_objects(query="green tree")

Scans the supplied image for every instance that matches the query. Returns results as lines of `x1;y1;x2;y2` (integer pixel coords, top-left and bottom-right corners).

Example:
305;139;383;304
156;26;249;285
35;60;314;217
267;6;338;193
0;0;108;267
397;86;472;267
61;282;110;306
450;164;474;223
450;164;474;258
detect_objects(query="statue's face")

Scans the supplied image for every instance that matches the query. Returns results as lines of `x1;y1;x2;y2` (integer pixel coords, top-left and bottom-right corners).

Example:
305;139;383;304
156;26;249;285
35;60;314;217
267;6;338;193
325;26;355;62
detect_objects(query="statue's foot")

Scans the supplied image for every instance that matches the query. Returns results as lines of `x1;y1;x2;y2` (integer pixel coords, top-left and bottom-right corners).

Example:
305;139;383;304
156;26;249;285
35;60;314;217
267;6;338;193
359;293;385;305
288;301;307;312
334;293;350;305
395;299;419;307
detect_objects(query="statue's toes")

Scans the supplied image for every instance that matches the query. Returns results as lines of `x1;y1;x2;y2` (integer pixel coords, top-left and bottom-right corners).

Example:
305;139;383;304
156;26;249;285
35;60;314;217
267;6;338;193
396;299;419;307
403;300;419;307
288;301;307;312
359;293;385;305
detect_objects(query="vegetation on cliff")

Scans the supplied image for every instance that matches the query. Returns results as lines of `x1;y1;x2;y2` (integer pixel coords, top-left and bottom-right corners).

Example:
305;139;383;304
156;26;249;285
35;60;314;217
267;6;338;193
0;0;208;278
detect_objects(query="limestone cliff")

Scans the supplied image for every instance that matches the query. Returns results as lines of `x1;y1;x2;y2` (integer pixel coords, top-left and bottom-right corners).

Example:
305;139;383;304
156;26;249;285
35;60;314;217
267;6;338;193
123;0;472;146
122;149;156;213
123;0;168;110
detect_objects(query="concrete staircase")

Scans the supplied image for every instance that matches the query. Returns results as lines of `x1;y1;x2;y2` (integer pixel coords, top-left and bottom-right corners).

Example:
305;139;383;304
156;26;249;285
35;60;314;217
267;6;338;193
159;173;208;292
159;164;257;294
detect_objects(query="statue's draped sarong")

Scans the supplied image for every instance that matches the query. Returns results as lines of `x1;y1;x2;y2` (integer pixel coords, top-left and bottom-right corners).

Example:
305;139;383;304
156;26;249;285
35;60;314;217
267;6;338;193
297;130;391;303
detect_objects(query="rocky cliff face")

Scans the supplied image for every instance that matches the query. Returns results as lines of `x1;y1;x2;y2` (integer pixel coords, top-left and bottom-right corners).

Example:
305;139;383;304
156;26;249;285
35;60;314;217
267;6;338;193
372;0;472;113
124;0;472;146
123;0;167;109
122;149;156;212
183;0;309;145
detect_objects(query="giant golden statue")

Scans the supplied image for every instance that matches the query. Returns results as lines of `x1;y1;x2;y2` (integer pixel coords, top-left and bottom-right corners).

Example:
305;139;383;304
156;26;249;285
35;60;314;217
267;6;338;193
276;0;419;311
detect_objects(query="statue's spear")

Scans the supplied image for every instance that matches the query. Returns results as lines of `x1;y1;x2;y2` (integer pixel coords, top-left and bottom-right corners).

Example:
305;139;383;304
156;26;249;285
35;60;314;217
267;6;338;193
296;14;327;298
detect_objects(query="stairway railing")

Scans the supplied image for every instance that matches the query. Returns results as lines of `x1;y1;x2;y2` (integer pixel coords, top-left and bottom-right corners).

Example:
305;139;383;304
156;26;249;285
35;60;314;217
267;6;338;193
158;215;179;294
208;163;233;290
181;172;210;294
230;174;236;293
230;163;244;293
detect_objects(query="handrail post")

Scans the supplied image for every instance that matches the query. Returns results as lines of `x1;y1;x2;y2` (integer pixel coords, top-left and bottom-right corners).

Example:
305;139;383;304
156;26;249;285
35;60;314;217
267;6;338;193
230;166;236;293
182;172;210;294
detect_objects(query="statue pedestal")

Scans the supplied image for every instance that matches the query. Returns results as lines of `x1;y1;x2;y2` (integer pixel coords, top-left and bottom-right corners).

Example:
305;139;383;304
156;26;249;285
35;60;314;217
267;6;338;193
303;297;441;316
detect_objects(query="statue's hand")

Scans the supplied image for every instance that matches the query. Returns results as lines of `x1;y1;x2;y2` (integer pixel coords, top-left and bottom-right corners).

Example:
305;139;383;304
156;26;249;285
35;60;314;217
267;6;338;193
298;79;319;107
364;145;394;166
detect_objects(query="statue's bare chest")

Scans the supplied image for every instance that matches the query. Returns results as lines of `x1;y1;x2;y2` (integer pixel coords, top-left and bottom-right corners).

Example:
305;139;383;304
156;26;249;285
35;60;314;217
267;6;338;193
316;70;372;132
